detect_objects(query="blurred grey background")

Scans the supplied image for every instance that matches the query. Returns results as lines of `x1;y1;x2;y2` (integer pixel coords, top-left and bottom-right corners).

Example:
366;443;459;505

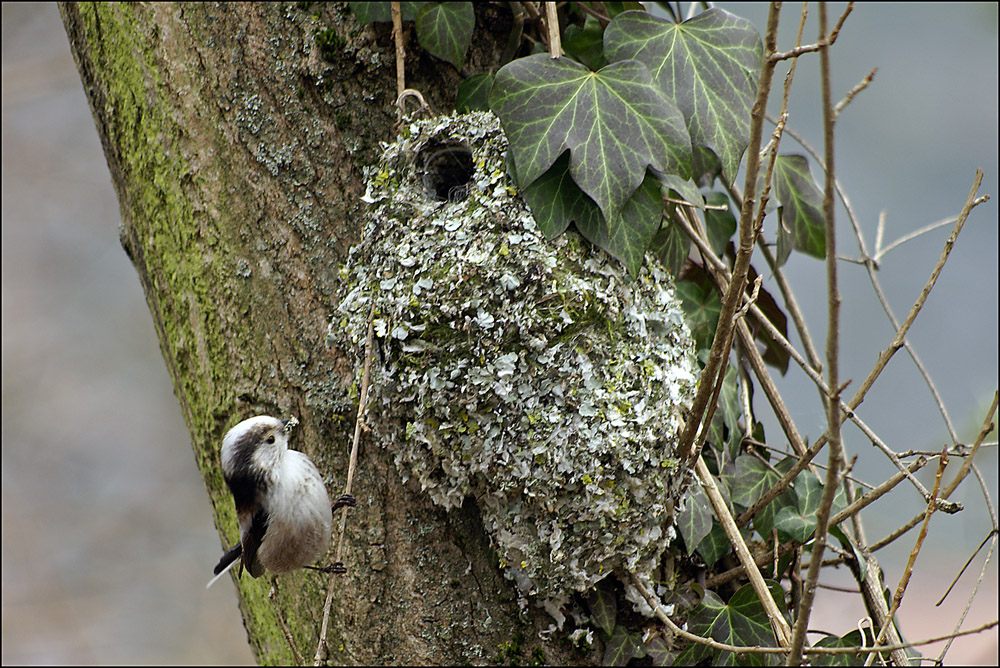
1;2;996;664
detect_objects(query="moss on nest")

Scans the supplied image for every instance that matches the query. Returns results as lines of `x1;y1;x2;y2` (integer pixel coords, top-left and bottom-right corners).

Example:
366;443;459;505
334;112;698;602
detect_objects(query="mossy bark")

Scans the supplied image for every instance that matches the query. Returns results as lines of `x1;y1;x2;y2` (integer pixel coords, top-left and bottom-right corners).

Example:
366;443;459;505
59;2;596;664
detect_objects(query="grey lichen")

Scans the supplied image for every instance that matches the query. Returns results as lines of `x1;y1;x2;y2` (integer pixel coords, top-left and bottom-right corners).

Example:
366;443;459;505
333;112;698;602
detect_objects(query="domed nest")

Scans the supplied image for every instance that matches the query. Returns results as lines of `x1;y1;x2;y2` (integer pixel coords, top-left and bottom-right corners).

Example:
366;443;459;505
334;112;698;600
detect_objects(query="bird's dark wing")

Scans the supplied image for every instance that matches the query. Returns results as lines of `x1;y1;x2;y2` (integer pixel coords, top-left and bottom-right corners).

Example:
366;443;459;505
241;507;269;578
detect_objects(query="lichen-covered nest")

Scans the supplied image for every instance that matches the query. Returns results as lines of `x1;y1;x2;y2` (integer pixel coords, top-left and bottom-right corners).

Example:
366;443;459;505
334;112;697;600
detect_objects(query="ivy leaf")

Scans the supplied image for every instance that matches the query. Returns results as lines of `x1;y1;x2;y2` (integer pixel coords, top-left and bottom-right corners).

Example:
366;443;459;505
574;171;663;275
350;1;420;24
520;153;663;274
562;14;608;71
773;505;816;543
676;263;721;351
680;586;785;666
677;484;713;555
490;54;691;230
731;454;796;536
644;636;676;667
708;362;742;458
603;627;646;666
811;630;865;666
773;154;826;262
774;472;849;542
696;521;732;569
704;192;737;256
651;218;689;277
415;2;474;68
456;72;493;112
587;577;617;636
604;9;762;185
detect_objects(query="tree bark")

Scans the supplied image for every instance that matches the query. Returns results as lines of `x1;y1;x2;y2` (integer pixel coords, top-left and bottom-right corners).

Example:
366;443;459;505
60;2;593;664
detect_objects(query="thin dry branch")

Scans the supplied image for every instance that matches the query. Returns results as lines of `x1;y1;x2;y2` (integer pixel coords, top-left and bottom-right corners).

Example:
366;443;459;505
696;456;793;647
678;2;782;465
833;67;876;118
936;533;998;663
629;571;998;657
865;449;948;665
788;7;843;660
314;305;375;665
544;2;561;57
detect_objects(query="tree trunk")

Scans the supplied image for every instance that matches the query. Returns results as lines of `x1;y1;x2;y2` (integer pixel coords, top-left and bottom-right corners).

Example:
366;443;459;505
59;2;593;664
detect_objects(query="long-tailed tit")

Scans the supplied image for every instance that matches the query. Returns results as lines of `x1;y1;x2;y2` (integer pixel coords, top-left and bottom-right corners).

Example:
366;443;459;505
207;415;356;588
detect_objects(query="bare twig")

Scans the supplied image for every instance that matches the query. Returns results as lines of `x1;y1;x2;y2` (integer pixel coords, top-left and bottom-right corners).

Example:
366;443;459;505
936;530;997;607
314;304;375;665
678;2;782;465
788;7;843;661
768;3;853;63
696;457;793;647
391;2;405;102
573;1;609;24
865;448;948;665
936;533;998;663
544;2;561;57
834;67;877;118
827;456;931;528
941;390;997;499
630;571;998;656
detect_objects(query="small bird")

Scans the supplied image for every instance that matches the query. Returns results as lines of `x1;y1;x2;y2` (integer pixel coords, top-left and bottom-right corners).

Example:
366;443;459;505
207;415;356;588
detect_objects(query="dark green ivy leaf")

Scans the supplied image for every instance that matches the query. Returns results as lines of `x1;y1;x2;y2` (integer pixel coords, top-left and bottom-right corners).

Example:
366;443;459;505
350;1;420;24
677;484;713;555
575;171;664;275
490;54;692;238
696;521;734;569
811;630;865;666
562;14;608;71
676;264;721;351
603;627;646;666
773;471;849;542
651;218;689;277
415;2;474;68
773;154;826;263
704;192;737;256
587;577;618;636
456;72;493;112
604;9;762;185
679;585;784;666
644;635;676;666
730;454;797;537
520;152;664;275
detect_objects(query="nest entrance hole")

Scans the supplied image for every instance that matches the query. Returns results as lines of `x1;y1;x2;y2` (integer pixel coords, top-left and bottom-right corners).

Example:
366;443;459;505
418;142;474;202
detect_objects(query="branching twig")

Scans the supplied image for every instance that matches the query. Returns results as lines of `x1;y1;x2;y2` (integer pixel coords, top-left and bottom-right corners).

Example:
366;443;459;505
678;2;782;465
865;447;948;665
629;571;998;656
936;532;998;663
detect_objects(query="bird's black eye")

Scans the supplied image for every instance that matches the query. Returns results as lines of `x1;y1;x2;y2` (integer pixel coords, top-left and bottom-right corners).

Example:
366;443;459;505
266;435;276;444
